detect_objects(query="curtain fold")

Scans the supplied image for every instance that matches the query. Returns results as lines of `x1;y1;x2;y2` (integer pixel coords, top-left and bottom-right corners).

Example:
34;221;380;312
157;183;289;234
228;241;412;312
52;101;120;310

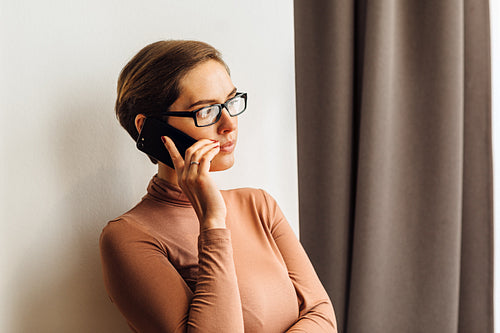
294;1;493;332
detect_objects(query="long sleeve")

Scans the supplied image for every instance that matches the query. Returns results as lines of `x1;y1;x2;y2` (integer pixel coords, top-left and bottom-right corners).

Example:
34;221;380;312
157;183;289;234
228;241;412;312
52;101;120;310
100;176;336;332
261;190;338;332
100;220;244;333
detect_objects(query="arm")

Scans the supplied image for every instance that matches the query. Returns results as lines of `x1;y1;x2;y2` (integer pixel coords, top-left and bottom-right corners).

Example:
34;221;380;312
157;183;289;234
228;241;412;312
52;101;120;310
100;220;244;333
99;137;244;332
261;190;338;332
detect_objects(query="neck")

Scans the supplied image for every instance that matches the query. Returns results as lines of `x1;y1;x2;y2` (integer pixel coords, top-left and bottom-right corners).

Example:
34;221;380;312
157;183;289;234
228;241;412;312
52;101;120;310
157;163;179;186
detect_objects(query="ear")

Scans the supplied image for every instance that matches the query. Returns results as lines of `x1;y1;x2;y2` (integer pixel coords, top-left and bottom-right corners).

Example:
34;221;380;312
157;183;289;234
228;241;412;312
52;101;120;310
135;114;147;134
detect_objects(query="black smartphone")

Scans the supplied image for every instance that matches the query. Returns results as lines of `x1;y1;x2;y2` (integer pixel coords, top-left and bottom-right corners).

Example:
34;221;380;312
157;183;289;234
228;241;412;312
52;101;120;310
136;117;197;168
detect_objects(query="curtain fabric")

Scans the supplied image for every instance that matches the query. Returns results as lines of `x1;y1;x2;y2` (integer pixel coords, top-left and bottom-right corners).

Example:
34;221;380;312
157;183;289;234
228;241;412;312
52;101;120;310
294;1;493;332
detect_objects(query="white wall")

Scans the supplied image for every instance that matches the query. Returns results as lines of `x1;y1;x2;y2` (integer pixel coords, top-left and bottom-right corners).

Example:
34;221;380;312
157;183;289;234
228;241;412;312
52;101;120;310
0;1;297;331
491;0;499;331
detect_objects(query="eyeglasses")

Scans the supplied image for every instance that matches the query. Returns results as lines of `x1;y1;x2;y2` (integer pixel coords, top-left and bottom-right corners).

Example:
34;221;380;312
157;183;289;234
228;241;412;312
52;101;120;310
158;92;247;127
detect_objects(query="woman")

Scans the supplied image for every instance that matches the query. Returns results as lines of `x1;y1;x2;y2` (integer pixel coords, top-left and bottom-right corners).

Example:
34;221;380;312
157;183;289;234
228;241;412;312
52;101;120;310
100;40;337;332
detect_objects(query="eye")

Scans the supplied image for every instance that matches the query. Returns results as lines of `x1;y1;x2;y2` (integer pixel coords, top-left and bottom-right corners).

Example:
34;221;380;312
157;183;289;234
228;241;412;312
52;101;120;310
197;106;217;119
196;105;220;125
227;96;245;114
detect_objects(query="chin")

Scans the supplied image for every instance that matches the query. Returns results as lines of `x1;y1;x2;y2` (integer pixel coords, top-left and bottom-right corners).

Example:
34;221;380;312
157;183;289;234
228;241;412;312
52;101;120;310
209;154;235;172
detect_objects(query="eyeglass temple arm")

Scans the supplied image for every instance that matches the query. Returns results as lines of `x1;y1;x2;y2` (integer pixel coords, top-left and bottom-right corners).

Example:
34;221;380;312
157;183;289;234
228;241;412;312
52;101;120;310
159;111;196;117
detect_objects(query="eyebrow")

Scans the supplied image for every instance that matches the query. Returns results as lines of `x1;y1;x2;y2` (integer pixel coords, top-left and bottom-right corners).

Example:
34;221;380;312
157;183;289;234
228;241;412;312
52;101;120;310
187;87;237;110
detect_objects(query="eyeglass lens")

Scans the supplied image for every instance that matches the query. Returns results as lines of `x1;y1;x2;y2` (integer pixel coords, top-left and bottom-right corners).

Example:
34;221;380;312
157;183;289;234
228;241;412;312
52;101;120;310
195;95;246;126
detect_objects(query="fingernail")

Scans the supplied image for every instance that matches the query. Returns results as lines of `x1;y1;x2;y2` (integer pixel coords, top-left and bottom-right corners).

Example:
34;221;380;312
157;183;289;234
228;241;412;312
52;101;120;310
210;139;218;143
161;136;167;144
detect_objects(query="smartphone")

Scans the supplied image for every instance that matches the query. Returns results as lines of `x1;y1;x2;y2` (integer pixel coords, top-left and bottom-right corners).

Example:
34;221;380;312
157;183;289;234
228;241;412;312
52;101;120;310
136;117;197;168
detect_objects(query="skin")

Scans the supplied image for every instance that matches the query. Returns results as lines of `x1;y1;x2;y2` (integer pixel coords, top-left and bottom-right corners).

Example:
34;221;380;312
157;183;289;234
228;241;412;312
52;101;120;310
134;60;238;231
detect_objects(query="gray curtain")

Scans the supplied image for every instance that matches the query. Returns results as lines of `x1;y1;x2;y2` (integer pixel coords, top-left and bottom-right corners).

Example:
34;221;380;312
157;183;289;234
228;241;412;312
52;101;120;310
294;1;493;332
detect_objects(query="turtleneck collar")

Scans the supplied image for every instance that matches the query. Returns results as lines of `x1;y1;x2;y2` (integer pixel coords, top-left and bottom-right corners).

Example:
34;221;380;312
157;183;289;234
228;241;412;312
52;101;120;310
146;174;191;207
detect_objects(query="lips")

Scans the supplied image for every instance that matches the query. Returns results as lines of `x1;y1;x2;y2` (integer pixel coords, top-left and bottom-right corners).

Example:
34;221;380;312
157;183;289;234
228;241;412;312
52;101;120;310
219;140;235;153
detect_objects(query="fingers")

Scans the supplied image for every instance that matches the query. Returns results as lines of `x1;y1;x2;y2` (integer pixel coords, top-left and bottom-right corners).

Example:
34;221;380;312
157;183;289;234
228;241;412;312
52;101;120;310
186;140;220;173
162;137;226;228
196;143;220;172
162;136;220;181
162;136;183;171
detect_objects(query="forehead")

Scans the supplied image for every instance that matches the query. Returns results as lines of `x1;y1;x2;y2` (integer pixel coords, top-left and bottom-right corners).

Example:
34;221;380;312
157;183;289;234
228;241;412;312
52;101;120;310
178;60;234;100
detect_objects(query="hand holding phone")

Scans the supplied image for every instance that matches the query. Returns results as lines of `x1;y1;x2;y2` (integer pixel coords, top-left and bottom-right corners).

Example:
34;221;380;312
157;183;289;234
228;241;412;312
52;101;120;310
140;118;227;230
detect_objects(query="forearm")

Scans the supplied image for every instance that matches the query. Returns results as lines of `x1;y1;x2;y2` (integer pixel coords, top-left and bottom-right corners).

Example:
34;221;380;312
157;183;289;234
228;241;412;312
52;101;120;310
187;228;244;332
286;300;337;332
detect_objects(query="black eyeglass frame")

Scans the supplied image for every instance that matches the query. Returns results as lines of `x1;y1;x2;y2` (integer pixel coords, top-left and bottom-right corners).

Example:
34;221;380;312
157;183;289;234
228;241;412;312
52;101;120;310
155;92;247;127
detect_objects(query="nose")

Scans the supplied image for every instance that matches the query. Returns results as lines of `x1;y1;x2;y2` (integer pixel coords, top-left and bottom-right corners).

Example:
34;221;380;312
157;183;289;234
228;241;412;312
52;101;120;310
217;107;237;134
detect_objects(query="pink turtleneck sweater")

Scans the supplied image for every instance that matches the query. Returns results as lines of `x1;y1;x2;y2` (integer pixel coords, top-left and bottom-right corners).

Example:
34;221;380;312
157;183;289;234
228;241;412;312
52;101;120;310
100;175;336;332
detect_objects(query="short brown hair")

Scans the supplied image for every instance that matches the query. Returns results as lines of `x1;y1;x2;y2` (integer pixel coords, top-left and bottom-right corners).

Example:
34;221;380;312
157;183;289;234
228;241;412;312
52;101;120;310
115;40;229;143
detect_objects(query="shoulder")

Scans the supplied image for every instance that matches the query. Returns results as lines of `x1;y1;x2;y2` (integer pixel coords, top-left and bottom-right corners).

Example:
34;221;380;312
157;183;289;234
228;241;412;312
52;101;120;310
100;216;160;255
